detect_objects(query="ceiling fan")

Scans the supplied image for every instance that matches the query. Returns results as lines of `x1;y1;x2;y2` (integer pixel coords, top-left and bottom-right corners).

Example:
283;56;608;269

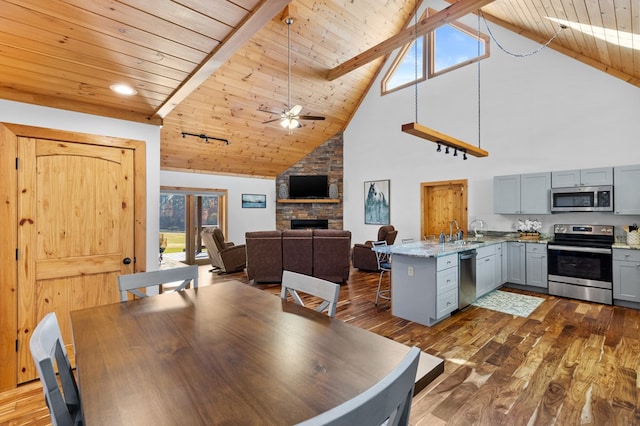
259;17;325;131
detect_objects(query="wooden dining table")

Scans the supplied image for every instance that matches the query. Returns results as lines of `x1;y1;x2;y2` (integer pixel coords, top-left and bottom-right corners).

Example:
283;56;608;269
71;280;441;425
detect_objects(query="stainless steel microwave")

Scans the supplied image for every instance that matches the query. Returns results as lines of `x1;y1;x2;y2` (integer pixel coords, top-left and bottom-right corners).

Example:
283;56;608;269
550;185;614;212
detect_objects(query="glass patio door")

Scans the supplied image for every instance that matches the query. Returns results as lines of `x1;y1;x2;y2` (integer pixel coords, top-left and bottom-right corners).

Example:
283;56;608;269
160;188;227;264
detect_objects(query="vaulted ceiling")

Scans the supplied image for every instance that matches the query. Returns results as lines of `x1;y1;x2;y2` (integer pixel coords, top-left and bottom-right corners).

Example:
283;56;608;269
1;0;638;178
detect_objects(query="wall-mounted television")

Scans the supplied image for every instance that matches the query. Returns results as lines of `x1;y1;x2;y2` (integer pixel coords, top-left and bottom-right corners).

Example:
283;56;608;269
289;175;329;199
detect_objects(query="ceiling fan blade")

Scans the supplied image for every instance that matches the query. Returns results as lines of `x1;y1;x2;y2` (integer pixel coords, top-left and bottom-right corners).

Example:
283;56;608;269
258;108;282;115
299;115;326;121
262;118;282;124
289;104;303;116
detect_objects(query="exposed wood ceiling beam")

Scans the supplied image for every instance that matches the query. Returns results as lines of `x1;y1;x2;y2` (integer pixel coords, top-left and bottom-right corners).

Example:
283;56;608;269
327;0;495;81
155;0;292;119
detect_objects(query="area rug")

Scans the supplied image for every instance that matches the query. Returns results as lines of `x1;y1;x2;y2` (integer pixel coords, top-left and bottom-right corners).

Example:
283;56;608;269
472;290;544;318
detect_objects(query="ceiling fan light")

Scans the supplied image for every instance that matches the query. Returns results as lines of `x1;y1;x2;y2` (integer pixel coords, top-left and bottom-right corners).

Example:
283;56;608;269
280;118;290;128
289;118;299;129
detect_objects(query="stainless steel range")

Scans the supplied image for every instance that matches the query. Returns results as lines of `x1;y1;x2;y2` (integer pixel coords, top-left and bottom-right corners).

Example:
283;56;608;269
547;224;614;304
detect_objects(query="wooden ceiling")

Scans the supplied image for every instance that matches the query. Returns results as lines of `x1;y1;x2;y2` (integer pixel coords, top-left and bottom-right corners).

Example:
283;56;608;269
1;0;638;178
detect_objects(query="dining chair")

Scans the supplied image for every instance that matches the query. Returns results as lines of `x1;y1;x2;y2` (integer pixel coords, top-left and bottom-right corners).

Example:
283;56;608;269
296;346;421;426
372;240;391;305
118;265;199;302
281;270;341;317
30;312;83;426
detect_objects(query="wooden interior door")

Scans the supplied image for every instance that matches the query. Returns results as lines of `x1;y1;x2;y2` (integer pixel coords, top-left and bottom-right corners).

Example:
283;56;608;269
16;137;135;383
421;180;468;241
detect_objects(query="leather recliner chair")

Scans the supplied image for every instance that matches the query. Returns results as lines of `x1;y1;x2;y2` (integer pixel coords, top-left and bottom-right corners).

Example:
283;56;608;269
352;225;398;272
201;227;246;273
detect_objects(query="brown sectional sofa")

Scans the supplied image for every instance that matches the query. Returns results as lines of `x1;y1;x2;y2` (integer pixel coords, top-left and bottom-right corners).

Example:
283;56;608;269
245;229;351;284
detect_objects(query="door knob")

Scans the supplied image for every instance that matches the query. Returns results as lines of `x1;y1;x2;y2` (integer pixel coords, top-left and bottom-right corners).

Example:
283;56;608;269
122;257;132;265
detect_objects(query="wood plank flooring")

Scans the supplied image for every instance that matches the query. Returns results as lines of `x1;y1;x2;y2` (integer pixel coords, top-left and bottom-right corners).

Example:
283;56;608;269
2;265;639;425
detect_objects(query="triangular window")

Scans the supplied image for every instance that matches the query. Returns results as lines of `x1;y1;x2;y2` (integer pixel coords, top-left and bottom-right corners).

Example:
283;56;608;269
382;35;426;94
429;17;489;78
382;8;489;95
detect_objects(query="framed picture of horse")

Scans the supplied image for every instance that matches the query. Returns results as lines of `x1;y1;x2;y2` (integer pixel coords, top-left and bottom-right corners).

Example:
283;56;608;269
364;180;390;225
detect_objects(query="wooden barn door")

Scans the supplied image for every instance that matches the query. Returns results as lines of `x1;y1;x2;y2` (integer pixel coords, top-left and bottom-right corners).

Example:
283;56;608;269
16;136;136;383
421;180;468;241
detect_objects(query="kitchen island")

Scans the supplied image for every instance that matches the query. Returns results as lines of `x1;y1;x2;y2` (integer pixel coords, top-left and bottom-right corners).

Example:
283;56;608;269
381;237;548;327
383;241;472;326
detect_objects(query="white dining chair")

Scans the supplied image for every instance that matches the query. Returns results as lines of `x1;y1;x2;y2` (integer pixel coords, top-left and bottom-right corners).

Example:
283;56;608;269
118;265;199;302
296;346;421;426
30;312;83;426
372;240;391;305
281;270;340;317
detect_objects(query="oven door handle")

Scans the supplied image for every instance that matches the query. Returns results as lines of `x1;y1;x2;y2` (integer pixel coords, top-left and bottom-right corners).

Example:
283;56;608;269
548;245;611;254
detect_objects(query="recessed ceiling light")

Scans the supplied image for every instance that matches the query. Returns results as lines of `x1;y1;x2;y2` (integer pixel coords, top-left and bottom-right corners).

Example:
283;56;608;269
110;84;137;96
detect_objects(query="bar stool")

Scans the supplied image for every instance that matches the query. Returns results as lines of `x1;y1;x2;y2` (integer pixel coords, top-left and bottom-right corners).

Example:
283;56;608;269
372;240;392;305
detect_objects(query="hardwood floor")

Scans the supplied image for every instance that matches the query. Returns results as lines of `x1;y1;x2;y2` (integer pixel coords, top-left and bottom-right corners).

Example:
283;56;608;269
2;265;639;425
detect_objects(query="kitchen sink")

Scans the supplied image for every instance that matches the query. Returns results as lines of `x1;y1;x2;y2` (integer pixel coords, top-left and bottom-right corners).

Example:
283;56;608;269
452;240;484;246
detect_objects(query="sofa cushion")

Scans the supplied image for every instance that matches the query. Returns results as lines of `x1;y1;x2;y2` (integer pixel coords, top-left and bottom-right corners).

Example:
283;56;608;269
312;230;352;283
245;231;283;283
282;230;313;276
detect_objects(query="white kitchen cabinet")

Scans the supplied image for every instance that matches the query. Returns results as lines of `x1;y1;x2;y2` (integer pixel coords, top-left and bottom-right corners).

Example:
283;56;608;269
436;253;459;318
551;167;613;188
614;165;640;215
496;242;507;287
494;172;550;214
507;242;526;285
476;245;496;298
391;252;458;327
613;249;640;302
525;243;547;288
493;174;520;214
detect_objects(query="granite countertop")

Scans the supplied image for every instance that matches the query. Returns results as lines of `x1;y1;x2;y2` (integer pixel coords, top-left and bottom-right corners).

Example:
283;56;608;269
612;243;640;250
385;234;550;258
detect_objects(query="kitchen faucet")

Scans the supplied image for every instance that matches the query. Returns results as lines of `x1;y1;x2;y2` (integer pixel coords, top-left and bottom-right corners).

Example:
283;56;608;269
449;219;460;241
469;219;486;238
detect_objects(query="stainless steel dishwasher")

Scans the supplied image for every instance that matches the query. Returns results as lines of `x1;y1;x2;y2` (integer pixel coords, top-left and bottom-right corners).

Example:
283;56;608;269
458;249;477;310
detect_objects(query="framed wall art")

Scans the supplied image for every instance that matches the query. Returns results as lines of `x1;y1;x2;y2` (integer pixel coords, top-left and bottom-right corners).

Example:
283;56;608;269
241;193;266;208
364;180;390;225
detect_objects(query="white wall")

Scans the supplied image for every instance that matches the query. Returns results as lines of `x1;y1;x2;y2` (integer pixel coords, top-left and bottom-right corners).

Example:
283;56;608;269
0;99;162;270
344;0;640;243
160;171;276;244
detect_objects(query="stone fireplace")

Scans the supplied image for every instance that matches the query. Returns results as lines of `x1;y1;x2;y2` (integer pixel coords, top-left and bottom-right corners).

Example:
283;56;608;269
276;133;344;230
